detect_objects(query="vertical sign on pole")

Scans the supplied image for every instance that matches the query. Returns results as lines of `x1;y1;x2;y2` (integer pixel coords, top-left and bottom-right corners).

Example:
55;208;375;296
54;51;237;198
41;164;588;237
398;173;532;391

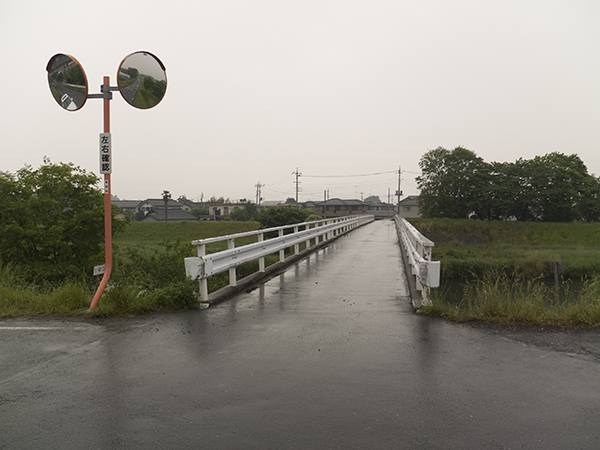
99;133;112;175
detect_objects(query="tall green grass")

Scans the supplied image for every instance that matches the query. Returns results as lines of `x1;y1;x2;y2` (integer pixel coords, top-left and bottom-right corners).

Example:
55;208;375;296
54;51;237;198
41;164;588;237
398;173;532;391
420;272;600;327
412;219;600;327
115;221;260;253
410;219;600;280
0;221;262;317
0;263;90;317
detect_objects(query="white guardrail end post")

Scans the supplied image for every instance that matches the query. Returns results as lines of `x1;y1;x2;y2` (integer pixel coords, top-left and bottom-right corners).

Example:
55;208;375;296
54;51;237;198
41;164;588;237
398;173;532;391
184;257;204;281
426;261;440;288
419;261;440;289
185;256;210;301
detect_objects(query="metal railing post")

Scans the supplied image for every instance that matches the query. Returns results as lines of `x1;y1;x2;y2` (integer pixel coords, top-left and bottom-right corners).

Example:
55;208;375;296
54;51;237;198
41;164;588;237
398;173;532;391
294;225;299;254
228;238;237;286
258;233;266;272
278;229;285;262
197;243;208;301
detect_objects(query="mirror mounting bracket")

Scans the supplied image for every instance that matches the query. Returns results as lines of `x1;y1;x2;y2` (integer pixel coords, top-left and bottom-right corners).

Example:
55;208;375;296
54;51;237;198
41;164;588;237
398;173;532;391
88;85;119;100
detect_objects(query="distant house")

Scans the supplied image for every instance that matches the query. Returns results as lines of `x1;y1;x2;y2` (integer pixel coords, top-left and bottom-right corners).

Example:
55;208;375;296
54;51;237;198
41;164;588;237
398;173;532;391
205;202;245;220
137;198;184;215
366;201;396;220
111;199;142;220
141;208;198;222
303;198;368;219
398;195;420;218
112;199;141;214
124;198;197;222
180;201;207;212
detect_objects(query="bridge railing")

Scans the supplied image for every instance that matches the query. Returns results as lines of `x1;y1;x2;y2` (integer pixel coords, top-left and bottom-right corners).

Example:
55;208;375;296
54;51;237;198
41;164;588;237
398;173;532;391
394;215;440;307
185;215;374;302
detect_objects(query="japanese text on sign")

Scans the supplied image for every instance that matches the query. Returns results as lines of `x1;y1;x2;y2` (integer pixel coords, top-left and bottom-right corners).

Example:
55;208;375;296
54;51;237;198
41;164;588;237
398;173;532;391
99;133;112;174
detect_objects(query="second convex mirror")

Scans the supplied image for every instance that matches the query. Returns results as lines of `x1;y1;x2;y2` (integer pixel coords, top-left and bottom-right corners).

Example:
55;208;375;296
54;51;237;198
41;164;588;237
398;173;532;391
117;51;167;109
46;54;89;111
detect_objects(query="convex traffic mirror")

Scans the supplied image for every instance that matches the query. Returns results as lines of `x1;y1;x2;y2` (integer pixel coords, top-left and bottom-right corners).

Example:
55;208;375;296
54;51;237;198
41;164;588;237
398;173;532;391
46;50;167;310
117;51;167;109
46;54;89;111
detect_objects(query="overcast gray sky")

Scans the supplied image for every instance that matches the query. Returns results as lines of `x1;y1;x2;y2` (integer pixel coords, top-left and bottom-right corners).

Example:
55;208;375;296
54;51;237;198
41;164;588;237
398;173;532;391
1;0;599;203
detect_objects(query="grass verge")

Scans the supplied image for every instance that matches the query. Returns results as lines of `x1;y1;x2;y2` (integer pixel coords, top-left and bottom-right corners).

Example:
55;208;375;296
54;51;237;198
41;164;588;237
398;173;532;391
419;272;600;327
0;221;263;318
411;219;600;327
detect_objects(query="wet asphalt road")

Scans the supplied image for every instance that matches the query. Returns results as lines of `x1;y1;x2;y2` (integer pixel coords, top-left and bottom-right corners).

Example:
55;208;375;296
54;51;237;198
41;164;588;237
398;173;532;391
1;220;600;449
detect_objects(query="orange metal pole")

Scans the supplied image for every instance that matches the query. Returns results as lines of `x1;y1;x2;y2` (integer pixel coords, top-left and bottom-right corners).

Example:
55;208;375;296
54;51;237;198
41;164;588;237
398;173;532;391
90;76;112;309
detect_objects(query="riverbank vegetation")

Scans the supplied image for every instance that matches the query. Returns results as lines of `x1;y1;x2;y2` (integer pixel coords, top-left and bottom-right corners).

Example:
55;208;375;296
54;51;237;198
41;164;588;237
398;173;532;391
0;194;324;317
0;205;261;317
412;218;600;327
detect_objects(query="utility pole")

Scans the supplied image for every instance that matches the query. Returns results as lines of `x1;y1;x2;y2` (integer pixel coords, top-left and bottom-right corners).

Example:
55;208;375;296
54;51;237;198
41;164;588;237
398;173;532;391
295;167;302;205
395;166;402;215
255;182;264;206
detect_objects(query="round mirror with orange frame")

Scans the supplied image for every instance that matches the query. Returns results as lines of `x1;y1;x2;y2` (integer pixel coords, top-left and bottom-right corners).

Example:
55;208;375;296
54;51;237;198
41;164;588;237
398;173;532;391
117;51;167;109
46;54;89;111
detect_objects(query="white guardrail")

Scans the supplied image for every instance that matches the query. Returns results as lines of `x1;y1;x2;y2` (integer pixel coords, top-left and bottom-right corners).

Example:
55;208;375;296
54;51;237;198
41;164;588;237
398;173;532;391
185;215;374;302
394;215;440;307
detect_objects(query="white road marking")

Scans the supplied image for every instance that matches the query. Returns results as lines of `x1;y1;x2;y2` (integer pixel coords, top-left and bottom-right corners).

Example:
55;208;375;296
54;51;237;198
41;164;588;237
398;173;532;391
0;326;89;331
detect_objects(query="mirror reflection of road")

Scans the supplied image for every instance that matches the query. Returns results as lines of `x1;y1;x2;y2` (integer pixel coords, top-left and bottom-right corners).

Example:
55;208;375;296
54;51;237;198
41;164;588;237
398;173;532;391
119;76;142;104
1;220;600;449
54;83;86;109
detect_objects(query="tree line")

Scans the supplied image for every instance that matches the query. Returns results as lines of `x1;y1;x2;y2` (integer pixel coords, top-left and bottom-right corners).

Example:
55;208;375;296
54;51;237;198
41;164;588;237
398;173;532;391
417;147;600;222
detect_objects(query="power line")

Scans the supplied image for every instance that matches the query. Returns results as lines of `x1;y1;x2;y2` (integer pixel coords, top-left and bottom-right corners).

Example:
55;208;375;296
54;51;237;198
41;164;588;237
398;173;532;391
264;173;295;186
302;170;398;178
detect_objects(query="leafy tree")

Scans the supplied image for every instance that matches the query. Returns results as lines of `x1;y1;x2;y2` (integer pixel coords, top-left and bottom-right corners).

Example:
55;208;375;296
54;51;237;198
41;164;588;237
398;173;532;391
177;194;193;206
477;154;600;222
364;195;382;204
416;148;600;222
417;146;488;219
229;203;259;221
190;207;209;218
65;64;85;85
528;153;600;222
121;67;139;79
285;197;297;204
142;77;166;100
0;159;126;282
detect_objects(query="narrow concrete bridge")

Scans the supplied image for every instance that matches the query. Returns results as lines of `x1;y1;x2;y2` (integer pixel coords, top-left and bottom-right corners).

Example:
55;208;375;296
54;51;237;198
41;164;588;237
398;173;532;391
1;220;599;449
185;214;439;308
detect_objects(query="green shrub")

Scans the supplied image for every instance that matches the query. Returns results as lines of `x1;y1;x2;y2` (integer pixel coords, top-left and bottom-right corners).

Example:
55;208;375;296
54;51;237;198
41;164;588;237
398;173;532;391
100;239;200;314
0;160;127;284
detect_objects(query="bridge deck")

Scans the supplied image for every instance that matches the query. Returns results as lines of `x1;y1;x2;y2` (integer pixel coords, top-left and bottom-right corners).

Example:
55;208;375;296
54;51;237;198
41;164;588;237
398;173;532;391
242;217;413;313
